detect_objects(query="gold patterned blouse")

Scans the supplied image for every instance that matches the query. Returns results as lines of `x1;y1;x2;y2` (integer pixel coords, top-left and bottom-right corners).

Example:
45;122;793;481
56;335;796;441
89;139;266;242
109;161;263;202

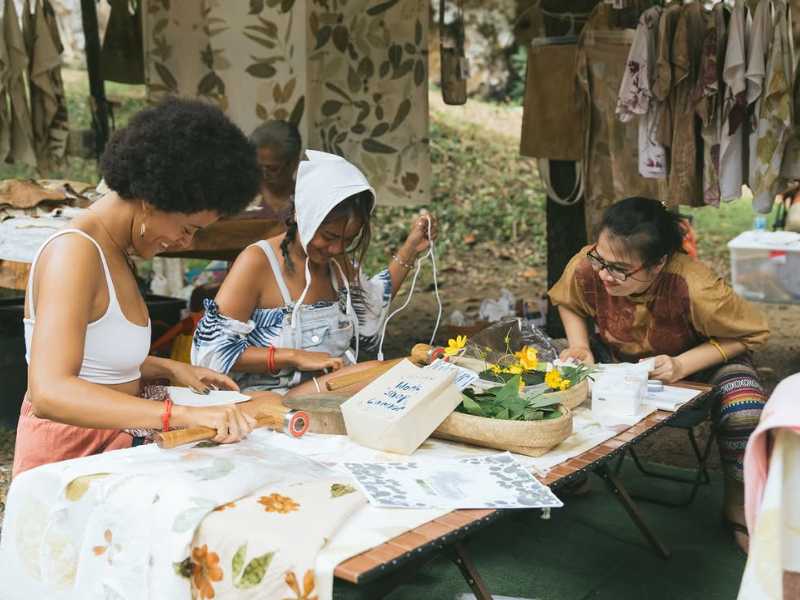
548;247;769;362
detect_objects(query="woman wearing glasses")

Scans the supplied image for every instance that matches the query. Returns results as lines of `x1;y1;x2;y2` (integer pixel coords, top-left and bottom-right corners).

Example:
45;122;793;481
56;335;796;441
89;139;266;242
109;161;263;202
549;196;768;551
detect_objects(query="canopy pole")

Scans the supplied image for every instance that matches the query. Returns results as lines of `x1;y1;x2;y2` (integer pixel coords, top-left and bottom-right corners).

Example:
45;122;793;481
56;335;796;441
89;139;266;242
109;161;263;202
545;159;586;338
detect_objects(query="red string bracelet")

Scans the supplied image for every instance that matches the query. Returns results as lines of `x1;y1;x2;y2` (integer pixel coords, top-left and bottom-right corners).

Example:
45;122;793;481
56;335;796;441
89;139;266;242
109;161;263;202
161;398;173;432
266;345;278;375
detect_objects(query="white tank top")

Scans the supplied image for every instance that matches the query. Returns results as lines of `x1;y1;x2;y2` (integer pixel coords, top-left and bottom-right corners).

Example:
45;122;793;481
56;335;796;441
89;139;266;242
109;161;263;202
24;229;152;384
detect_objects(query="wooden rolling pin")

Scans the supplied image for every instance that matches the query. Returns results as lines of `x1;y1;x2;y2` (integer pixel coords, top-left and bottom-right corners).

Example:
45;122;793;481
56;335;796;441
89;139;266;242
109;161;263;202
154;403;310;449
324;344;433;391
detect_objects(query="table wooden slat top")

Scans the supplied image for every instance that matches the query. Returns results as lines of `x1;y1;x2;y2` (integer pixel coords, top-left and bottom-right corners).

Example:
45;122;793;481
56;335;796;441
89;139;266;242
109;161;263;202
334;382;712;584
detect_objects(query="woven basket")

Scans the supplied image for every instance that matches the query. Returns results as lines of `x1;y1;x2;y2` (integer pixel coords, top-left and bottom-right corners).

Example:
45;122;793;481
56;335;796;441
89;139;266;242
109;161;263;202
432;405;573;457
542;378;588;411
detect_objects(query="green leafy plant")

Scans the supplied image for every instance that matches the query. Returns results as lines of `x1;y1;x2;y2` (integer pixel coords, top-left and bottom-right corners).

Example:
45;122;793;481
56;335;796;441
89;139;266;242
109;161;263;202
459;375;563;421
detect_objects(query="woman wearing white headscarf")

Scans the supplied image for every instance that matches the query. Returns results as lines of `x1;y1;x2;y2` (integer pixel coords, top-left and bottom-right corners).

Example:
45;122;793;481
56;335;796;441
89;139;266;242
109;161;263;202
191;151;437;393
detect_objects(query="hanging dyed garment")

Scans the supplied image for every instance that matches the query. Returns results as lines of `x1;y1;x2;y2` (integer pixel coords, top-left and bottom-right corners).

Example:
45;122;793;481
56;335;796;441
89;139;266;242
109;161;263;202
780;0;800;180
28;0;69;172
2;0;36;166
0;10;11;162
693;2;729;207
616;5;666;179
752;0;794;213
653;3;681;154
143;1;430;207
577;3;659;239
100;0;144;84
664;3;706;206
720;0;751;202
746;0;774;198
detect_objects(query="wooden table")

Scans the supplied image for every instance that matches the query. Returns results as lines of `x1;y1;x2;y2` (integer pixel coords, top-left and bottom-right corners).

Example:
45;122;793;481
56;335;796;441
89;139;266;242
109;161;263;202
334;382;713;599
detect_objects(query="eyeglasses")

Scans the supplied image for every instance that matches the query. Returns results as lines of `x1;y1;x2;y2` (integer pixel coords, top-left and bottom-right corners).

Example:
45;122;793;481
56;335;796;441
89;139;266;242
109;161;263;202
586;245;647;282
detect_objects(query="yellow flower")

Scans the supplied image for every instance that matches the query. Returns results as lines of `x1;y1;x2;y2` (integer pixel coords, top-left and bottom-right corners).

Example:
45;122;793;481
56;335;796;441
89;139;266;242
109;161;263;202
258;493;300;514
545;369;563;390
559;379;571;391
489;363;503;375
514;346;539;371
505;364;523;375
444;335;467;356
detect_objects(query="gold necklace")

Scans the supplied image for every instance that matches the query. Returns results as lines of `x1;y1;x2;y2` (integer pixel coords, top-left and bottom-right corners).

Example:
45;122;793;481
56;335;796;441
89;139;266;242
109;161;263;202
89;209;137;274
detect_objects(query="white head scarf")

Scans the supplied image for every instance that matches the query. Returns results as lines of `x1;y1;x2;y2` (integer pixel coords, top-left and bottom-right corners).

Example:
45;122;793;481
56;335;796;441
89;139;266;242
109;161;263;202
290;150;376;361
294;150;375;251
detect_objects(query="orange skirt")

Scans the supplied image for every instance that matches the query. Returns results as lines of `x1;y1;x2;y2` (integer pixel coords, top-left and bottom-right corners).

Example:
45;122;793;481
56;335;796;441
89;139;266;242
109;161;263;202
13;398;133;478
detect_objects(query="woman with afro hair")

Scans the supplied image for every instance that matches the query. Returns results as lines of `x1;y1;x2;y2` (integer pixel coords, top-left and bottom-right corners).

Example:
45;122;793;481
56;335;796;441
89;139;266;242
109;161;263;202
13;98;265;476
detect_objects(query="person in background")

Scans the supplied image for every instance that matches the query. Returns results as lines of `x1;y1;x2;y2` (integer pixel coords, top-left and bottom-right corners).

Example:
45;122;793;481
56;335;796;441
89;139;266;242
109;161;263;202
250;120;302;223
14;98;263;476
549;196;769;552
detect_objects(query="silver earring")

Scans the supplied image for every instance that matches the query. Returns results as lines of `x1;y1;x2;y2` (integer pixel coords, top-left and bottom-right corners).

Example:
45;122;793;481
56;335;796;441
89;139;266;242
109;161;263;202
140;221;146;238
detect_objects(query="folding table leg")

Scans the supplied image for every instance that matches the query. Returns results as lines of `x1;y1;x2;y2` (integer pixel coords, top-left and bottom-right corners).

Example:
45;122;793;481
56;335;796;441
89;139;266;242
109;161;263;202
594;464;672;559
450;541;494;600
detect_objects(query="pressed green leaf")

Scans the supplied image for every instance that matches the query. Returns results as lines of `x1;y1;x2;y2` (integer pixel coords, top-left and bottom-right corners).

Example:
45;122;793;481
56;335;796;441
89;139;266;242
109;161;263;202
154;62;177;91
315;26;332;49
351;123;367;135
333;26;349;53
348;66;361;93
321;100;343;116
461;394;483;416
232;544;247;579
388;44;402;67
249;0;264;14
256;103;269;121
362;138;396;153
331;483;357;498
244;32;277;50
414;59;426;86
246;62;277;78
324;82;352;101
235;552;274;589
390;99;411;131
289;96;305;125
414;20;422;45
173;557;193;579
371;122;390;138
366;0;400;16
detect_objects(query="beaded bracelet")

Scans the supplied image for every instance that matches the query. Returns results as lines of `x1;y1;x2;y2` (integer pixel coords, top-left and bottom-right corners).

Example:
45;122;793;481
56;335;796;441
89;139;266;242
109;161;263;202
392;253;416;269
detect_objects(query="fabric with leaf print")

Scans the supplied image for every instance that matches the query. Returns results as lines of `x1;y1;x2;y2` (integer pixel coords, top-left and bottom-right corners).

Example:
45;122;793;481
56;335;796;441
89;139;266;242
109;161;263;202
0;433;341;600
143;0;429;207
185;477;364;599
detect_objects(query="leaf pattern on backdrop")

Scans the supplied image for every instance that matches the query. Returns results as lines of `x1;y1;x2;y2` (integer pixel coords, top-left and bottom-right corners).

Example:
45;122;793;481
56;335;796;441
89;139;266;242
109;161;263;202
143;0;428;206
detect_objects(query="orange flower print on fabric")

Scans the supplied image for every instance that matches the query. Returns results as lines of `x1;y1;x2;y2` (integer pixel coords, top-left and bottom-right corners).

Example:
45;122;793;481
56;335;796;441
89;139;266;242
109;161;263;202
92;529;121;565
258;493;300;514
213;501;236;512
191;544;223;600
283;569;318;600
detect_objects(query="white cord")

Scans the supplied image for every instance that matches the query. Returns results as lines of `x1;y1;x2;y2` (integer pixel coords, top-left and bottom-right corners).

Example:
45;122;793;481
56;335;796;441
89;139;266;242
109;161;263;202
377;214;442;361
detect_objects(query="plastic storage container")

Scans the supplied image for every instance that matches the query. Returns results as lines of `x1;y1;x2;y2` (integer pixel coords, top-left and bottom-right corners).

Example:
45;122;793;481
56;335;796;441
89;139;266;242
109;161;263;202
728;230;800;303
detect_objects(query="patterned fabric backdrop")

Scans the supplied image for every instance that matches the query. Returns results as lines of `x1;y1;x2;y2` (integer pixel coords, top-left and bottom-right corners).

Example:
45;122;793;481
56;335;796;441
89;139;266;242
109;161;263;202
143;0;429;207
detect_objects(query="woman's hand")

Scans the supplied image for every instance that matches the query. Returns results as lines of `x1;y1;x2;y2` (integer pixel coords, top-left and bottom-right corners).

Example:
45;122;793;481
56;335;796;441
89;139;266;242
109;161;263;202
168;362;239;393
290;349;344;372
560;346;595;365
173;403;255;444
648;354;684;384
400;211;439;258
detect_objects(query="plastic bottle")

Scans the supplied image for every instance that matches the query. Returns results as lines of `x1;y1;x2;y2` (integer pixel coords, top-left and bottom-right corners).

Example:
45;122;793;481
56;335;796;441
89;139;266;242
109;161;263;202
754;215;767;231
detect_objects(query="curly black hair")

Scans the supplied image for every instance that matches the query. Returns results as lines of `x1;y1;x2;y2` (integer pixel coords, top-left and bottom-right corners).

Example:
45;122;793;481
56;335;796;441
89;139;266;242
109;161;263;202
100;98;260;217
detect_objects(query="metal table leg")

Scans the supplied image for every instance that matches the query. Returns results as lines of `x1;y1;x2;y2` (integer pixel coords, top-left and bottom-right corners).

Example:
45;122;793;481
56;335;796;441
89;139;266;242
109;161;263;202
594;463;672;559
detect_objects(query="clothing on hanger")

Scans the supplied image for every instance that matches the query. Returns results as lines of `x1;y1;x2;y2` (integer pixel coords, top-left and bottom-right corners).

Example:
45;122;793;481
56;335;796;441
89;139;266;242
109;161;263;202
101;0;144;84
616;5;666;178
2;0;36;166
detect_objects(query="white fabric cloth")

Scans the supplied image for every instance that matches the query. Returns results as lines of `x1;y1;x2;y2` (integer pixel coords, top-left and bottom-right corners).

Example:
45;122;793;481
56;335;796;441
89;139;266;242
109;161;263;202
738;429;800;600
616;6;666;179
720;0;751;202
